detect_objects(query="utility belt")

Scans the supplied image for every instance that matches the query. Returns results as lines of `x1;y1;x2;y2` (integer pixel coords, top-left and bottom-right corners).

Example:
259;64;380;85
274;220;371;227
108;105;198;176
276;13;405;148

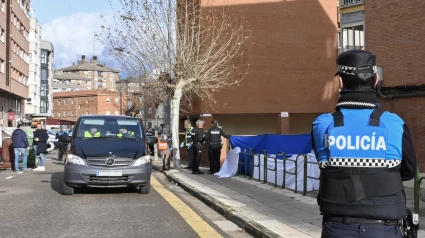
320;170;403;202
323;215;402;226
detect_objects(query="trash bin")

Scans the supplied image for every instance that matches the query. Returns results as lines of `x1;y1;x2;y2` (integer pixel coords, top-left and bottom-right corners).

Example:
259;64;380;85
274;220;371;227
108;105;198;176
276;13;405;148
27;147;36;168
0;138;13;169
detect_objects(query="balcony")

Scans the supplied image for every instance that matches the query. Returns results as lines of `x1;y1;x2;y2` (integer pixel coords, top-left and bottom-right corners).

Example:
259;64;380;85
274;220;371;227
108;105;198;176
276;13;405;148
341;0;364;8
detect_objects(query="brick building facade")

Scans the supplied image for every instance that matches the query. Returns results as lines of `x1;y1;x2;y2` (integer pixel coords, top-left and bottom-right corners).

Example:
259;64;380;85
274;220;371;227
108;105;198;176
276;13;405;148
182;0;339;136
52;89;124;121
364;0;425;171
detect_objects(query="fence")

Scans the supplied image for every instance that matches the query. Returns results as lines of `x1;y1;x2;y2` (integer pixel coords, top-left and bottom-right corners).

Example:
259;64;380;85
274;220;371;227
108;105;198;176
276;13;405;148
236;148;320;196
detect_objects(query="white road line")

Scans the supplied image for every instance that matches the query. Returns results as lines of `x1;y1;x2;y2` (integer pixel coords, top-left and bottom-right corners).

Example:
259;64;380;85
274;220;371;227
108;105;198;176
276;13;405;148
5;176;13;180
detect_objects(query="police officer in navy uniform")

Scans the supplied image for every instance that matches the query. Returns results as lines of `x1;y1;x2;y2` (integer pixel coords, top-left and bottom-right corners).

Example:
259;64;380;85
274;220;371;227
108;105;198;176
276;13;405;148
55;126;69;161
312;50;417;238
190;120;204;174
205;120;231;174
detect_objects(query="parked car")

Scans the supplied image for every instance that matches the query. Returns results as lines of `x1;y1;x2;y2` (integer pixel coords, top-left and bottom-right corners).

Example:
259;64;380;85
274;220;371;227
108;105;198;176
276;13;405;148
63;115;158;195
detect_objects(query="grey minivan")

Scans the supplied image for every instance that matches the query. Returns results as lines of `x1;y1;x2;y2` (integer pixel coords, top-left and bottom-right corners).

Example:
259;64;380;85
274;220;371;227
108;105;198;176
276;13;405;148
63;115;157;195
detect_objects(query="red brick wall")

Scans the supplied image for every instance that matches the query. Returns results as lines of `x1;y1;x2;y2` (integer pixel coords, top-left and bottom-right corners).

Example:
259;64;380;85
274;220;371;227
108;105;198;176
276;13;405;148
187;0;339;115
365;0;425;171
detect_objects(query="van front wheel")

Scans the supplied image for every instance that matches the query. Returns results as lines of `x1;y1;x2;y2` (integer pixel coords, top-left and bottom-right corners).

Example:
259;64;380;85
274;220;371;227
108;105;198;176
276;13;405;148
138;183;150;194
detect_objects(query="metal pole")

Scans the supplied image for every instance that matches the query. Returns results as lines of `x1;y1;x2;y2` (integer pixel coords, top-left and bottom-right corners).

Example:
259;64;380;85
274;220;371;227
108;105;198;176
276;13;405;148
414;166;420;213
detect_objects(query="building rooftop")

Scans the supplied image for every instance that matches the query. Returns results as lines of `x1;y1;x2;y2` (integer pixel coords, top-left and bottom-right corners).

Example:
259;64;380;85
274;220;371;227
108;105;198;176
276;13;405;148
56;56;121;73
52;81;88;89
53;73;91;81
53;89;119;98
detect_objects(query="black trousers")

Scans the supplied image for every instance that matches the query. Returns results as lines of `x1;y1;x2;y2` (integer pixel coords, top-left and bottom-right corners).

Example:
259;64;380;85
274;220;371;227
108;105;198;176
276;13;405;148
58;143;68;161
208;145;221;173
192;144;202;173
321;221;402;238
186;146;193;168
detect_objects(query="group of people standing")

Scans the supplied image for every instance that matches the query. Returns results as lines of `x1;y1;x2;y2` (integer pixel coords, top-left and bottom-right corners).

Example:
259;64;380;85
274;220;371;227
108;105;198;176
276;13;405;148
11;124;73;172
183;119;230;175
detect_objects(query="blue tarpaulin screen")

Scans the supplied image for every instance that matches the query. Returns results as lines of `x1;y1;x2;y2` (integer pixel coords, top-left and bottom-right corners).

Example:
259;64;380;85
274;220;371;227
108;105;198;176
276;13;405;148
229;134;313;175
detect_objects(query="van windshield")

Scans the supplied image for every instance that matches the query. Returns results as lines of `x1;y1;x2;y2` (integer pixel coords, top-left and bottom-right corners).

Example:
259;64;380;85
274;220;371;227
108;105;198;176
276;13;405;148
76;118;143;139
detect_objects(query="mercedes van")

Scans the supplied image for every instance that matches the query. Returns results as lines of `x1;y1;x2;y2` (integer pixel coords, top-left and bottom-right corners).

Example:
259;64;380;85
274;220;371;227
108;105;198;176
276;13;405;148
63;115;157;195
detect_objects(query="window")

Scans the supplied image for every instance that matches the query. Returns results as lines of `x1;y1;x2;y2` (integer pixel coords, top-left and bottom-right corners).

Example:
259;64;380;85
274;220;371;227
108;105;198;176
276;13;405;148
115;111;119;115
0;28;4;43
28;53;32;61
63;99;67;105
340;24;364;53
40;100;47;113
40;86;47;97
148;107;152;114
78;104;81;109
106;111;110;115
52;112;54;117
1;0;4;12
64;111;67;116
71;99;74;104
106;98;110;103
85;111;88;115
86;98;88;104
58;100;61;105
58;112;61;117
41;68;47;81
71;111;74;116
41;51;47;64
115;98;119;103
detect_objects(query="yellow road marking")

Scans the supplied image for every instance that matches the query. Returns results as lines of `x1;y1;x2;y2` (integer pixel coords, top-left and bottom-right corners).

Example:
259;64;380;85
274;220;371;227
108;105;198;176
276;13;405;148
151;176;223;238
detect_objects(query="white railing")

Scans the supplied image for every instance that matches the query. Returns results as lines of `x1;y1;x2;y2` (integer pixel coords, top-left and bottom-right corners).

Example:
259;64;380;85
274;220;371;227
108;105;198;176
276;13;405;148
341;0;364;7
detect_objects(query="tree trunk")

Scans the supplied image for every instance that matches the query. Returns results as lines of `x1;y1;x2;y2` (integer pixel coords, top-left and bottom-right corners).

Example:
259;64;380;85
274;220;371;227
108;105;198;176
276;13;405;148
170;81;185;168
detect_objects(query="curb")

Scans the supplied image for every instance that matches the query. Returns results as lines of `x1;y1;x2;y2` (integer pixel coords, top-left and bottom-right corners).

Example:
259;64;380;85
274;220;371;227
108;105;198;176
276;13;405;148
153;165;281;238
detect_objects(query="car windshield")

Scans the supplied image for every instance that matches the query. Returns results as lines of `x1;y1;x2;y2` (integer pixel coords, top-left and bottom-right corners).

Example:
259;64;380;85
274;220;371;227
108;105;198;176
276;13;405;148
76;118;143;139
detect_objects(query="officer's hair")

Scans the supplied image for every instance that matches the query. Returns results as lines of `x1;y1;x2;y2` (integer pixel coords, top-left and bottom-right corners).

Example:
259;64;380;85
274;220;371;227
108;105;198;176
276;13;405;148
196;120;203;126
340;73;376;91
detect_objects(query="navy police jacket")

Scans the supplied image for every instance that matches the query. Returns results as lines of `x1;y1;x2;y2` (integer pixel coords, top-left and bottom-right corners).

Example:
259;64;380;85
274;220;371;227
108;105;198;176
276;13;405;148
312;108;417;220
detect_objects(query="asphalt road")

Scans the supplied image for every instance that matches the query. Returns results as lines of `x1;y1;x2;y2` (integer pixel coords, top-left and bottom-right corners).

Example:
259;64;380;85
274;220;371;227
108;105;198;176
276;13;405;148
0;151;251;238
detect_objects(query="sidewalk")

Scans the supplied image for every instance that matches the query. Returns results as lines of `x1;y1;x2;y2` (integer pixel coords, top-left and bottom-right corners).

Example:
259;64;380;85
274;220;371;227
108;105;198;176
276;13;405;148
153;161;425;238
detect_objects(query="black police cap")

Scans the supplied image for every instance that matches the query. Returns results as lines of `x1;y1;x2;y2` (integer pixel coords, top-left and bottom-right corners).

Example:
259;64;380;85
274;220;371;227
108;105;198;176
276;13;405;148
335;50;377;76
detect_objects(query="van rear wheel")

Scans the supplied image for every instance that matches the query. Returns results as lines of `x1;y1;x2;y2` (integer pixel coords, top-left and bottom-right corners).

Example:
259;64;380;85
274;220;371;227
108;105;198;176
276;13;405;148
138;183;150;194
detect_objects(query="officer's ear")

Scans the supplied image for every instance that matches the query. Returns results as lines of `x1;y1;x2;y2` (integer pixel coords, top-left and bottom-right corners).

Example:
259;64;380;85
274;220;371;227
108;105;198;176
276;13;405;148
374;74;379;87
338;76;343;89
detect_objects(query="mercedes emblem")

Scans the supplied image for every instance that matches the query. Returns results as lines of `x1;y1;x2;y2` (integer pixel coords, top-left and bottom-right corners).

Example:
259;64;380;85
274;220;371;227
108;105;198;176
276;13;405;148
105;158;115;166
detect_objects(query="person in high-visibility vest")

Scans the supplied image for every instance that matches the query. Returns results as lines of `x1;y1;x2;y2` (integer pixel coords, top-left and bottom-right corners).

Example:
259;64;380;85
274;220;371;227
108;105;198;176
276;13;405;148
117;128;135;137
84;126;101;138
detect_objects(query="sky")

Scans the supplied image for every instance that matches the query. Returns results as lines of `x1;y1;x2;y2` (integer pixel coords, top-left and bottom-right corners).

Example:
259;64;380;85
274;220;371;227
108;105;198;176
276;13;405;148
30;0;122;70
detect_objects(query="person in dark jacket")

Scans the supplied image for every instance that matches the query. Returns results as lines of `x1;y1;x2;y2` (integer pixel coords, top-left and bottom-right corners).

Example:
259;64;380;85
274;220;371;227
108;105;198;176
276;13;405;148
55;126;69;161
12;123;30;172
33;123;49;171
205;120;231;174
190;120;204;174
312;50;417;238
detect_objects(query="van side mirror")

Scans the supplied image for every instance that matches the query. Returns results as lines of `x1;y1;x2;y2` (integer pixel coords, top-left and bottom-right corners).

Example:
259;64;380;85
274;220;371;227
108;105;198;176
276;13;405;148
147;136;158;145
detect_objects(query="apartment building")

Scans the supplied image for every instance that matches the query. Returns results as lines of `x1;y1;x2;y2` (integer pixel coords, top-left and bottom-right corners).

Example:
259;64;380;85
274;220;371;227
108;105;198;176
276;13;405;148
52;81;87;93
26;30;54;118
0;0;31;126
338;0;365;54
55;55;120;91
53;72;91;89
181;0;339;135
52;89;125;121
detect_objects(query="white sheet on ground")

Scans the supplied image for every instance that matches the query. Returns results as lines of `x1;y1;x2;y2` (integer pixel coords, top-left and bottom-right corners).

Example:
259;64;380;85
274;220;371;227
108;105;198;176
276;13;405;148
214;147;241;178
251;153;320;192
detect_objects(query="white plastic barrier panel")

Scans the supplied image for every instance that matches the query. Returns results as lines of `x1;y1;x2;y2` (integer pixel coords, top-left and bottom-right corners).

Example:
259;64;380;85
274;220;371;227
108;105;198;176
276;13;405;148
252;153;320;192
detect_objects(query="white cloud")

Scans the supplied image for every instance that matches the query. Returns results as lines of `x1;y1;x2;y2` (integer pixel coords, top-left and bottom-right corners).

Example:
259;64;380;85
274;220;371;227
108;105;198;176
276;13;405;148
41;11;115;69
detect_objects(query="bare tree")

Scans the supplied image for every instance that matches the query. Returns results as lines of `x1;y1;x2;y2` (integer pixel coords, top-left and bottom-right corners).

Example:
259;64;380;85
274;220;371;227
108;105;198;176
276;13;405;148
100;0;251;164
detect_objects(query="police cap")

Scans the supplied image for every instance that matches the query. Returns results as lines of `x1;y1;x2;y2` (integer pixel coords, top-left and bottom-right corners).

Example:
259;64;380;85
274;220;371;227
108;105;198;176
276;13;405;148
335;50;377;76
212;120;219;126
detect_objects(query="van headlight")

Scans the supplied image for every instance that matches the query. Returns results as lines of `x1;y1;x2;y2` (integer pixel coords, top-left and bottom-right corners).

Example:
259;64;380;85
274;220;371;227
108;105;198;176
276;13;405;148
66;154;87;166
133;155;151;166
